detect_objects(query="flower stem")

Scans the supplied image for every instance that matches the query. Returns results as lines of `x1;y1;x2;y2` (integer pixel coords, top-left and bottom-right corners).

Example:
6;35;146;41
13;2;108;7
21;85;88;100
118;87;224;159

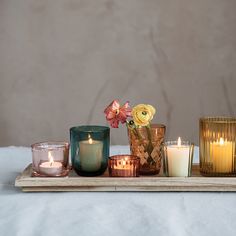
126;121;142;142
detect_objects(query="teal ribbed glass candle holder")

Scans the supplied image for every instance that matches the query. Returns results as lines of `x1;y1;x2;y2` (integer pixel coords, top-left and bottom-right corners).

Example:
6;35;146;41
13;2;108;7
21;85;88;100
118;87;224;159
70;125;110;176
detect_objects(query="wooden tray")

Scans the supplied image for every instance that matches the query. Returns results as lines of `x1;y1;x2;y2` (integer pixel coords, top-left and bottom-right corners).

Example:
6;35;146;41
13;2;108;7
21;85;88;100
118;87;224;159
15;164;236;192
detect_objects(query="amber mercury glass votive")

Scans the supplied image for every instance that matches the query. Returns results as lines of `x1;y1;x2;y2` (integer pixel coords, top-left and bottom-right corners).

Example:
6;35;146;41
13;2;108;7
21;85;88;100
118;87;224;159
108;155;140;177
127;124;165;175
31;142;70;177
199;117;236;176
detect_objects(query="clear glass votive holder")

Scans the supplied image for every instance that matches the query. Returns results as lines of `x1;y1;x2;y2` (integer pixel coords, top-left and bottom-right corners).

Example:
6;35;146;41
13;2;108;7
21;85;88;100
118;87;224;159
70;125;110;176
163;140;194;177
108;155;140;177
199;117;236;176
31;142;70;177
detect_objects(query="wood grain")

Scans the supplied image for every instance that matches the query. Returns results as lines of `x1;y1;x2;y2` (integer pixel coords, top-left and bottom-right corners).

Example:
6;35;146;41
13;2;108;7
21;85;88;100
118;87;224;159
15;164;236;192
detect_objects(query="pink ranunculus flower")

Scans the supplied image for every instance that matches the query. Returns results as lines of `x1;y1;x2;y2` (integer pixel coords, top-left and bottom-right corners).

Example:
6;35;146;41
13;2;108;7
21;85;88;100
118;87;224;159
104;100;132;128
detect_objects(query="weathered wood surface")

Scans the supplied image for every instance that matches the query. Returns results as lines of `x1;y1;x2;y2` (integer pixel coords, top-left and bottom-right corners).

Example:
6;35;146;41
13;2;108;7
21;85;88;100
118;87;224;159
15;164;236;192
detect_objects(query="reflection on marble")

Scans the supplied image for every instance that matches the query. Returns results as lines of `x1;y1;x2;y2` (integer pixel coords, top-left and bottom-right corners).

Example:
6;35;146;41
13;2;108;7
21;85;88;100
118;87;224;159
0;0;235;146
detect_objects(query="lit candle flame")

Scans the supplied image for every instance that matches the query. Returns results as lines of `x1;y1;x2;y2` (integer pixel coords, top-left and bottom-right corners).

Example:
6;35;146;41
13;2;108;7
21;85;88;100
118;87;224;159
219;137;224;146
48;151;54;166
88;134;93;144
177;137;182;147
122;157;128;166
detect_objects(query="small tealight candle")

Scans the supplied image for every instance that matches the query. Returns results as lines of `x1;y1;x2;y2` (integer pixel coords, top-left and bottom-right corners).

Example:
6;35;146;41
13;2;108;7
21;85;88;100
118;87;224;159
163;137;194;177
39;151;63;176
108;155;140;177
31;142;69;177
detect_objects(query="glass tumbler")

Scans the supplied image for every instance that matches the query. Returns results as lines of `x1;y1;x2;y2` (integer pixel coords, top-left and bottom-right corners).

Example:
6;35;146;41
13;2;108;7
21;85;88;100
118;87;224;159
127;124;165;175
70;125;110;176
163;140;194;177
108;155;140;177
31;142;70;177
199;117;236;176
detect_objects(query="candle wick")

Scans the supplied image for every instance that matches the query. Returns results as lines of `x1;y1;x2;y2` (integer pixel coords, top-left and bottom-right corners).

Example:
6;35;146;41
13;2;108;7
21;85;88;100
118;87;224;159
50;162;52;167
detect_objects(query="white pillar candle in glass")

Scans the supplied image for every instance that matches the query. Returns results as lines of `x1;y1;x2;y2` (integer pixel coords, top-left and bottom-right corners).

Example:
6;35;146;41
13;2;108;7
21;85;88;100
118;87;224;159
79;135;103;172
165;137;193;177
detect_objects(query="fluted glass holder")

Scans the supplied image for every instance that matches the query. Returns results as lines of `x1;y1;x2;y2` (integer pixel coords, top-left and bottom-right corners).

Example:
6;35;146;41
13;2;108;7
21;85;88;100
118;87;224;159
108;155;140;177
163;141;194;177
32;142;70;177
70;125;110;176
199;117;236;176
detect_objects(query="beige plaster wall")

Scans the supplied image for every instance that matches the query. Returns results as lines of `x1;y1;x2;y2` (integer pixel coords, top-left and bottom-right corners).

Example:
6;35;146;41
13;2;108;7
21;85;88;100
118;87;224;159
0;0;235;146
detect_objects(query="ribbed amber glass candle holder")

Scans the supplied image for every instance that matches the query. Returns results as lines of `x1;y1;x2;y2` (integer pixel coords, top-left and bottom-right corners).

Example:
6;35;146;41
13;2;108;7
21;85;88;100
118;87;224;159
199;117;236;176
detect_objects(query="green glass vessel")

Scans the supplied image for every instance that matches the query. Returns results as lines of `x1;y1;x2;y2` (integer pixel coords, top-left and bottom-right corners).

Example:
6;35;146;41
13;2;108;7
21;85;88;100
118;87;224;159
70;125;110;176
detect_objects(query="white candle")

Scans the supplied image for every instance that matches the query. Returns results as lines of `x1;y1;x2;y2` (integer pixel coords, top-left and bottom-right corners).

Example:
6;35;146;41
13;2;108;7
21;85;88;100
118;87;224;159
39;151;62;176
79;136;103;172
167;137;191;177
210;138;233;173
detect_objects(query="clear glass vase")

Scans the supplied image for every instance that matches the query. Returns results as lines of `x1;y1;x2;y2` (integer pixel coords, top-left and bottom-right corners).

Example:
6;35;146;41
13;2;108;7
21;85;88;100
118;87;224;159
127;124;165;175
199;117;236;176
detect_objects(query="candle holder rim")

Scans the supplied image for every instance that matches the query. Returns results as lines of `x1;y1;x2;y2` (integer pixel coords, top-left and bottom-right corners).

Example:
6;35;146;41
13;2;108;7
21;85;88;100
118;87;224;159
164;141;194;146
134;123;166;129
109;154;140;161
70;125;110;133
31;141;69;150
199;116;236;123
